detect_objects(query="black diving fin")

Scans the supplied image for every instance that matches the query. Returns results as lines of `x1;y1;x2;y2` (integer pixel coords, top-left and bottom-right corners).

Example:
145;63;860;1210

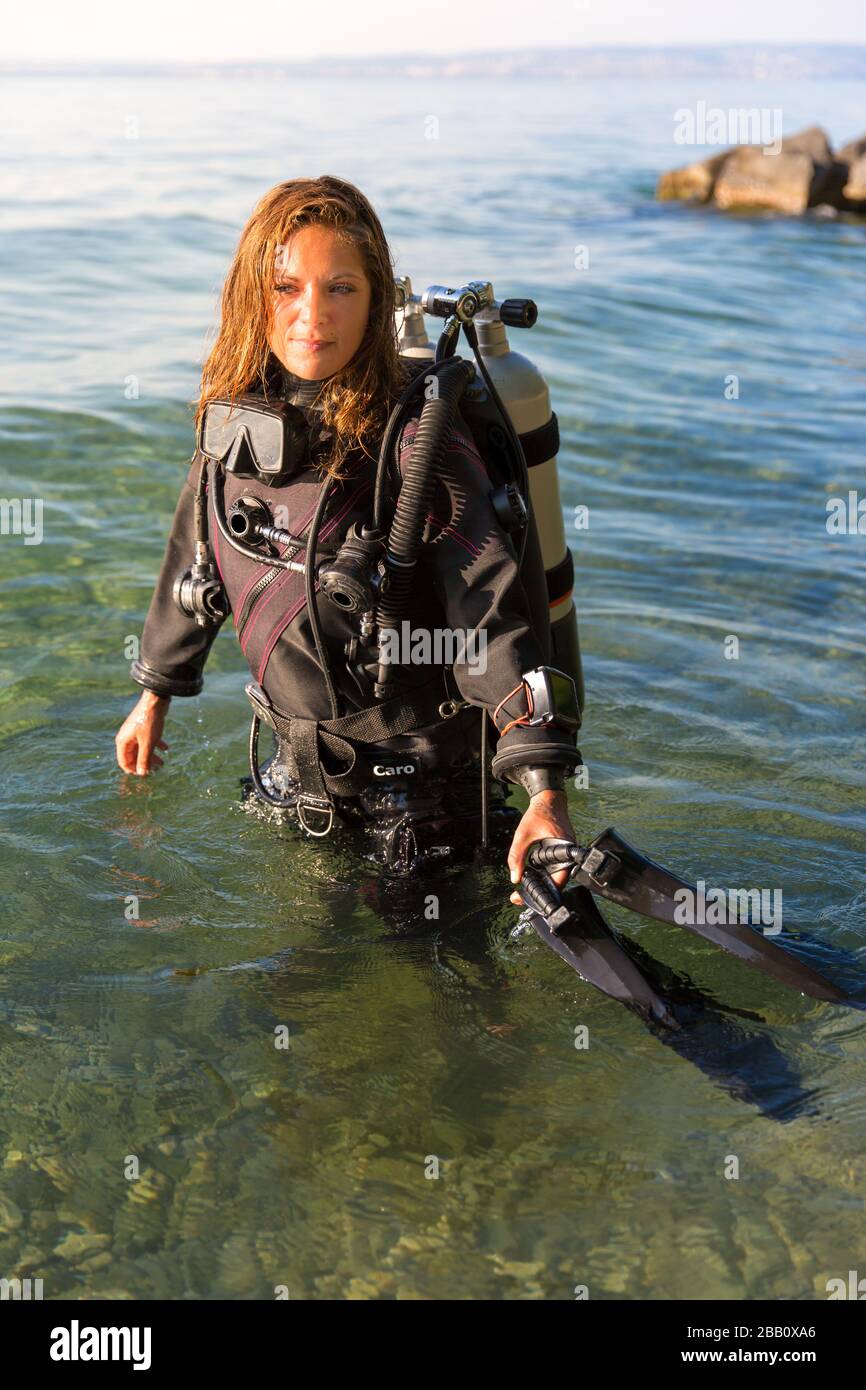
516;863;835;1117
518;866;678;1028
526;830;849;1005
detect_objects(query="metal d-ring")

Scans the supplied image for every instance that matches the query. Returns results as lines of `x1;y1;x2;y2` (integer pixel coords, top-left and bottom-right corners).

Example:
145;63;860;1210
438;698;471;719
296;798;335;837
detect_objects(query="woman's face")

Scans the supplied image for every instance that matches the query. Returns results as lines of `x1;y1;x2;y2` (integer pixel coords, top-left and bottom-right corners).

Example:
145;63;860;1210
267;224;372;381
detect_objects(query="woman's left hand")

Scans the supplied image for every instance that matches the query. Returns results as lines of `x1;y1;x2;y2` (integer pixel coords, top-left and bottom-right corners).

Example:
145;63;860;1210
507;789;577;907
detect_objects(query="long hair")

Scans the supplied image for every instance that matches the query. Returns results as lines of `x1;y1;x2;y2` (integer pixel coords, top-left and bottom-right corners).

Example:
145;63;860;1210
195;175;411;478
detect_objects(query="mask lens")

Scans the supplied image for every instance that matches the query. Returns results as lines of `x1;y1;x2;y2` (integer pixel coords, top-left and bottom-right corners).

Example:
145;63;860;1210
201;403;285;475
201;402;240;460
246;410;284;474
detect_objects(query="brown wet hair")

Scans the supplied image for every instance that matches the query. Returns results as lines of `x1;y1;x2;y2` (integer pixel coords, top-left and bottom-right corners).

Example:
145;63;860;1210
195;174;411;478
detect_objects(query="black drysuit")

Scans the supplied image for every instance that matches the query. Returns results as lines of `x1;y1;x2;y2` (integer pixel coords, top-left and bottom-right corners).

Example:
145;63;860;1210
130;372;580;871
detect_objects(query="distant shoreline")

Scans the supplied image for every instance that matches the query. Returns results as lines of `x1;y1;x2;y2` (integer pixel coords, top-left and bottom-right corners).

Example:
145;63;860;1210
4;43;866;81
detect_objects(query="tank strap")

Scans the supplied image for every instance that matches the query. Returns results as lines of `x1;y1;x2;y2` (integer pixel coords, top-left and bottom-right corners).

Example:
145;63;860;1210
546;549;574;607
519;412;560;468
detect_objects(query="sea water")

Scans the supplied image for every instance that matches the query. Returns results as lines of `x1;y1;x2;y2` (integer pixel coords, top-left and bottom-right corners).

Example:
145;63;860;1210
0;70;865;1299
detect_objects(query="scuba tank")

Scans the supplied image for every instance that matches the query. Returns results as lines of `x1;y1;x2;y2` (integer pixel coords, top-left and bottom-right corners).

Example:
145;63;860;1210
393;276;584;713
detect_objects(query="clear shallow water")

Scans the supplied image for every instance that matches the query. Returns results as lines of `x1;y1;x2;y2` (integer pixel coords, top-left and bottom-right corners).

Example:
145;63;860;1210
1;72;866;1300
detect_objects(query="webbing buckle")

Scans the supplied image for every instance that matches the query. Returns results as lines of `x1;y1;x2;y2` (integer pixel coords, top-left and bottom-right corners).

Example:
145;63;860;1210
296;795;335;837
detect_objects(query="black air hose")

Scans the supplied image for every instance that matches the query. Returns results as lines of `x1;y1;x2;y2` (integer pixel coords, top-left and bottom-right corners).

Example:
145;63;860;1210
373;357;475;694
373;358;456;532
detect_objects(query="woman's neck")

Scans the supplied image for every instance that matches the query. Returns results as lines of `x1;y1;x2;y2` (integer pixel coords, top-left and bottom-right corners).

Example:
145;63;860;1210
280;365;325;411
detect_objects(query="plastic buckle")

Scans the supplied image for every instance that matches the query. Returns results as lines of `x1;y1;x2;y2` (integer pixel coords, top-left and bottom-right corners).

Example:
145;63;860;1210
296;796;335;837
581;847;620;886
511;910;535;939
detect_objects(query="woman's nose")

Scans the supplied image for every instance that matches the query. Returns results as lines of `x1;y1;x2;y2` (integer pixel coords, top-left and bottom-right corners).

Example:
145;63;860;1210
297;284;326;324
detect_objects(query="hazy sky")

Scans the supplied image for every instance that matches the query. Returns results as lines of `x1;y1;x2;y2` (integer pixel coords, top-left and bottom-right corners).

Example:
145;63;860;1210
6;0;866;63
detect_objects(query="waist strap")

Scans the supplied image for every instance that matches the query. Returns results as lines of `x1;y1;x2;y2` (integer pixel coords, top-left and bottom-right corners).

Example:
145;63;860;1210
245;676;454;834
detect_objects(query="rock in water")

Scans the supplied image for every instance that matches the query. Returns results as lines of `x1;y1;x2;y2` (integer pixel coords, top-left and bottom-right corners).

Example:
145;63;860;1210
714;149;819;213
657;125;860;216
838;133;866;167
713;127;842;214
780;126;834;164
657;151;731;202
843;154;866;202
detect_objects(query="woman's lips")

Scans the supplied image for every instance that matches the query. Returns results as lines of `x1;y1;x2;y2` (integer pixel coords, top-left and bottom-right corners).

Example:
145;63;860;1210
292;339;333;351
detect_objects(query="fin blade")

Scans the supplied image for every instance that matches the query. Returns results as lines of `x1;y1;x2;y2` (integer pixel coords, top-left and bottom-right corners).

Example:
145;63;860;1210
526;885;677;1027
580;828;848;1005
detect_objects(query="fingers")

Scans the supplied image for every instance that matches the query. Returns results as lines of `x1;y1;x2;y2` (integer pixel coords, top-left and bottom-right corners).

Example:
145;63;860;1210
115;732;138;774
135;738;154;776
507;810;541;907
114;728;155;776
115;706;171;776
508;862;571;910
507;829;534;906
507;827;530;887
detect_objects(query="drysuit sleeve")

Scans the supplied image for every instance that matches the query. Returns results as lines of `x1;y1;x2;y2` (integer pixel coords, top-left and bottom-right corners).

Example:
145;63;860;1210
398;409;581;784
129;459;230;697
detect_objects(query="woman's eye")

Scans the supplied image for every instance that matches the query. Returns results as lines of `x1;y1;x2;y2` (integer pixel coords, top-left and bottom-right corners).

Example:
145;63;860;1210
273;283;356;295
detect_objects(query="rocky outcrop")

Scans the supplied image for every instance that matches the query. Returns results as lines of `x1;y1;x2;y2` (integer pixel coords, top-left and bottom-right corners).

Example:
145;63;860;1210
714;148;820;214
838;135;866;165
843;154;866;201
657;125;866;215
657;151;731;202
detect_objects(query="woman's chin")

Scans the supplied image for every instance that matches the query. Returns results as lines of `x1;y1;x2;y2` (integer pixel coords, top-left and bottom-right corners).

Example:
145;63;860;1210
282;345;343;380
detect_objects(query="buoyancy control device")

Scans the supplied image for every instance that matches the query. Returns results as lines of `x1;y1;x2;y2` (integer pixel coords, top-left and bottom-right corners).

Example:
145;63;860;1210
177;275;585;838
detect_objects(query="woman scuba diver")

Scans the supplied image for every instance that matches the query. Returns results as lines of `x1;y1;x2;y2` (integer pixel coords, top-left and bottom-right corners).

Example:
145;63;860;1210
113;175;584;900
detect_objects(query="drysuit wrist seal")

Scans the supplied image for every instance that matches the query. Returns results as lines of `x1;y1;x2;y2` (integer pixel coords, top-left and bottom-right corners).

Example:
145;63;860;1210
509;764;567;797
490;741;581;783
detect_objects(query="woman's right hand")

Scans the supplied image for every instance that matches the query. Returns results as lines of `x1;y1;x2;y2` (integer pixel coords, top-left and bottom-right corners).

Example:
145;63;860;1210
115;690;171;775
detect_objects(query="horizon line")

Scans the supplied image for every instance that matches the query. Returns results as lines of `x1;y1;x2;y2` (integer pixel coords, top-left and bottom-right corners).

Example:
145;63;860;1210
4;40;866;70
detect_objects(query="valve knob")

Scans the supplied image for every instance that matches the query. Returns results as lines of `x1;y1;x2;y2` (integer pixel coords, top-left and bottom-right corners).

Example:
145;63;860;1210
499;298;537;329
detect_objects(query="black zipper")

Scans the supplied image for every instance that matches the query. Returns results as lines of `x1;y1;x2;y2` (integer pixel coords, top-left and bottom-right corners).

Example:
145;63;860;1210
233;467;359;645
236;538;304;644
